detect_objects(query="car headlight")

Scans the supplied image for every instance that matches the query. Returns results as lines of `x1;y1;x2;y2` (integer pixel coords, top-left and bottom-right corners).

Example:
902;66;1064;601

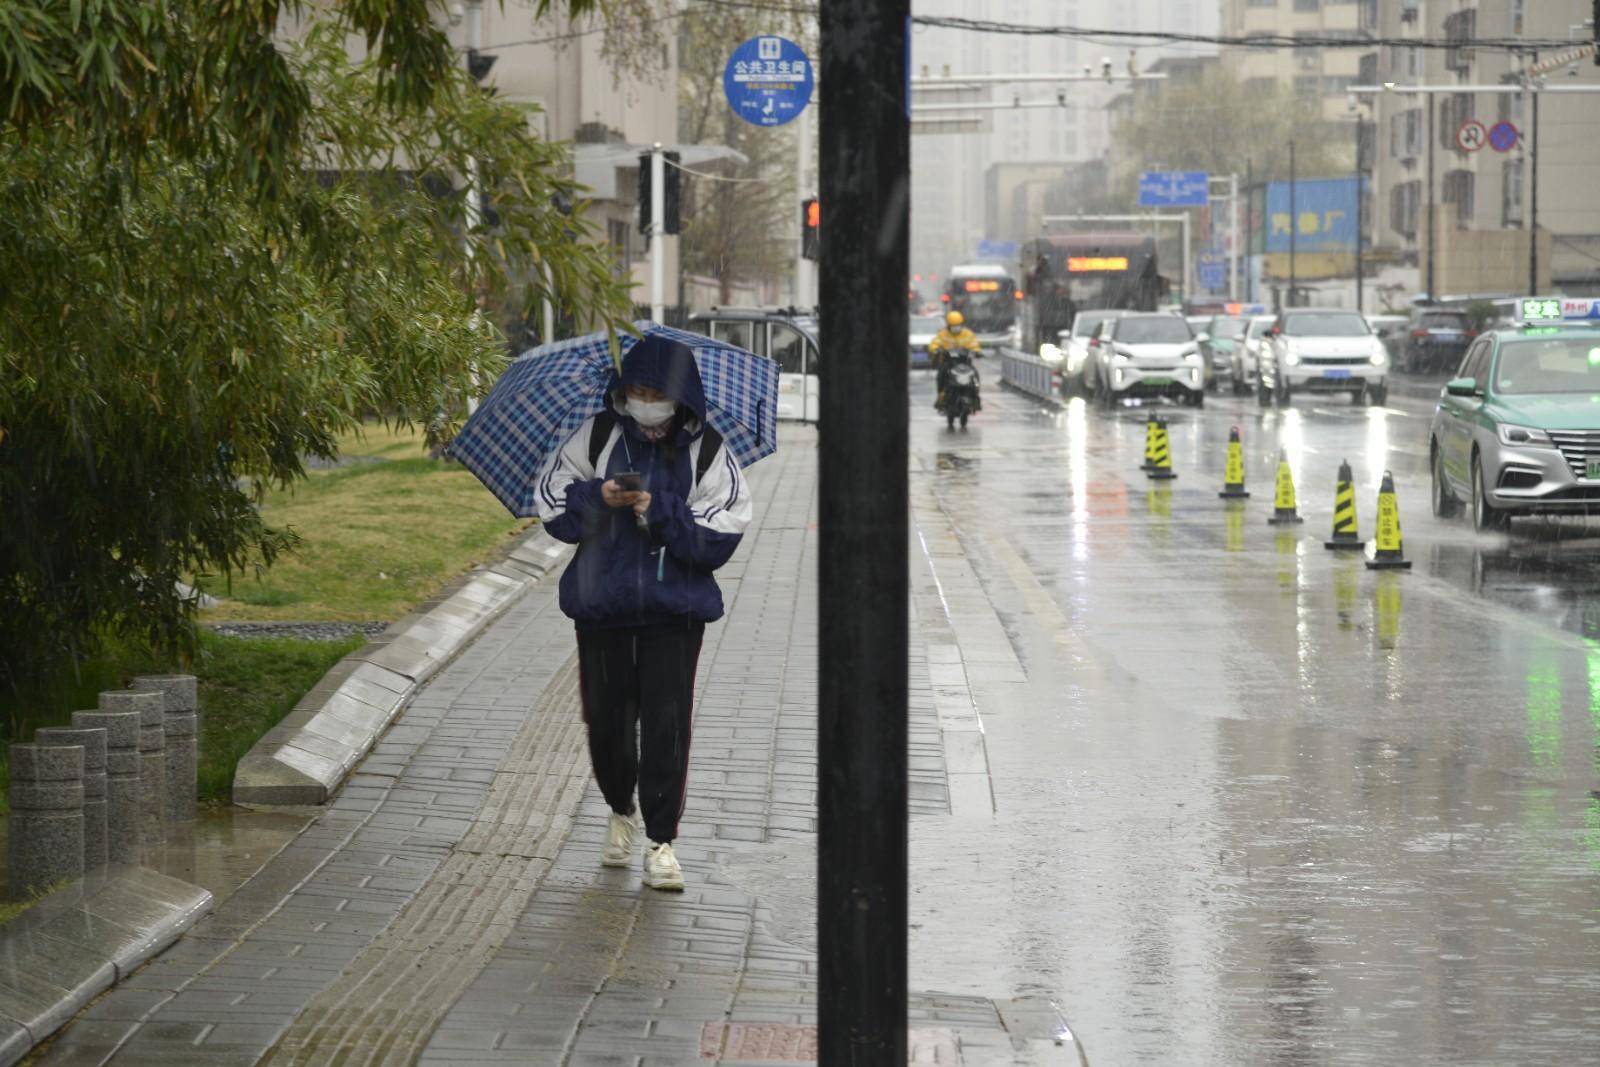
1183;350;1203;366
1371;347;1387;367
1113;352;1132;366
1284;352;1301;367
1040;343;1063;364
1498;424;1554;448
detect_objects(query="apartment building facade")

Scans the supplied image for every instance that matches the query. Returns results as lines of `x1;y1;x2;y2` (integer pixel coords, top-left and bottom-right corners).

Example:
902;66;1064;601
1220;0;1368;123
1363;0;1600;296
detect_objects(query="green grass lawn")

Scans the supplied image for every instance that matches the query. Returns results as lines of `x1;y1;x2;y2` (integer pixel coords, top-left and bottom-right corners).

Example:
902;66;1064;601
0;633;360;814
197;421;531;622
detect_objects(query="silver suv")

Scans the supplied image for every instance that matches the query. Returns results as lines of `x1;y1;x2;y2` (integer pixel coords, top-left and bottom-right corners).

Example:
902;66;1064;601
1258;308;1390;408
1086;313;1205;408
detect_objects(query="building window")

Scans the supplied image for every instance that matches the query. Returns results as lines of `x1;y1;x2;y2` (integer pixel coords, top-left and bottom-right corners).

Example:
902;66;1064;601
1246;0;1277;6
1407;46;1421;79
1245;77;1278;96
1294;0;1319;10
1445;9;1476;73
1391;181;1420;237
1324;75;1355;96
1358;0;1378;29
1503;159;1524;225
1295;75;1320;98
1358;52;1378;86
1392;109;1423;159
1442;169;1475;224
1441;92;1476;150
606;217;632;275
1497;91;1524;126
1509;0;1525;36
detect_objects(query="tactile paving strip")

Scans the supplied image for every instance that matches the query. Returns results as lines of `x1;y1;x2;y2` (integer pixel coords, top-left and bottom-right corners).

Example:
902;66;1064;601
699;1022;962;1063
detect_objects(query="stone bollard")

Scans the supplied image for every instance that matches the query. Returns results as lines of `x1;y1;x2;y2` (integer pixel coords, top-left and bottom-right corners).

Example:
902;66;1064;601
131;674;198;822
8;744;85;900
34;727;108;871
71;709;142;864
98;690;165;847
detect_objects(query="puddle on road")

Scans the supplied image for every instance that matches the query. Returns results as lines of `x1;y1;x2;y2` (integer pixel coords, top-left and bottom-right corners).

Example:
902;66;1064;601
0;805;313;908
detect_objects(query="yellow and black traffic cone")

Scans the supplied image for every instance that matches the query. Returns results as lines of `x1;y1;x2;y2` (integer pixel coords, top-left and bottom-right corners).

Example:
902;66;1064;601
1140;414;1160;472
1266;448;1304;525
1324;459;1364;550
1147;417;1177;480
1218;425;1250;499
1366;469;1413;570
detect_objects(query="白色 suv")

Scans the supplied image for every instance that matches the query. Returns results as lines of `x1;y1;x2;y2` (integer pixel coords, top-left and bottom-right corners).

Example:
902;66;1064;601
1258;308;1389;408
1086;312;1206;408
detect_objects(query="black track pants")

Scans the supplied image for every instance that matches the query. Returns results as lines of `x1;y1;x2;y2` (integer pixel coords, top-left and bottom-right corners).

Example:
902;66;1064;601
576;622;704;844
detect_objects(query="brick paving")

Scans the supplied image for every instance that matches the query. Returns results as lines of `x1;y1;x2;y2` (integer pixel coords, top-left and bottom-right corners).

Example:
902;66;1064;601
37;428;1030;1066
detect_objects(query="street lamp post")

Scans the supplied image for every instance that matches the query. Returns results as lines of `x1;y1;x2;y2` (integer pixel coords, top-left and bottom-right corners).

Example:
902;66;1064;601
818;1;910;1062
1354;113;1366;313
1288;139;1297;309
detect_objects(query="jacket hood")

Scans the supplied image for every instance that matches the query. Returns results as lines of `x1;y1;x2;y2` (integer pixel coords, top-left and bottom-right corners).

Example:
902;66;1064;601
612;335;707;421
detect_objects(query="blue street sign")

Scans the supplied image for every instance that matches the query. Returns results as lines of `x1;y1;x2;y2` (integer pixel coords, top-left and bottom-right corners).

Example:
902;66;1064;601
723;37;814;128
976;239;1019;261
1489;120;1520;152
1138;171;1209;208
1198;258;1227;291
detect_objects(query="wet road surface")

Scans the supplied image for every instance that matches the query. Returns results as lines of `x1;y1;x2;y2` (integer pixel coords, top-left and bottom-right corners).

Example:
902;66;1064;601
907;370;1600;1065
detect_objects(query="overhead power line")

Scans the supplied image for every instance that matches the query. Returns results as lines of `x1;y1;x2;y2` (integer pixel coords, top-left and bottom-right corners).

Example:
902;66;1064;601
474;2;1583;55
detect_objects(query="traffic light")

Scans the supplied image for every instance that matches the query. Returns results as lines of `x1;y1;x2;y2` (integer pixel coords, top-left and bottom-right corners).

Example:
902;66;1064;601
801;198;820;261
637;151;682;235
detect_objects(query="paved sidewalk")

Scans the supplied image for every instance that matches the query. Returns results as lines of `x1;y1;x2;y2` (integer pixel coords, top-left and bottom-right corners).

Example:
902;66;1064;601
37;428;1062;1066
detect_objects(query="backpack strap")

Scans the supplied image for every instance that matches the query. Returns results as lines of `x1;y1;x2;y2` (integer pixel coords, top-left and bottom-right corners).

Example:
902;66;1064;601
587;409;618;473
695;426;723;486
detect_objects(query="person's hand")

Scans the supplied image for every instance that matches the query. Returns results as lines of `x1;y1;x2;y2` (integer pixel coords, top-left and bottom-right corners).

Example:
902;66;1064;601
601;480;642;509
631;491;652;518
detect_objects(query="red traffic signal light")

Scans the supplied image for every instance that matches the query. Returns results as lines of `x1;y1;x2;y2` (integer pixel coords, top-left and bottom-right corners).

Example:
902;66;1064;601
801;198;820;260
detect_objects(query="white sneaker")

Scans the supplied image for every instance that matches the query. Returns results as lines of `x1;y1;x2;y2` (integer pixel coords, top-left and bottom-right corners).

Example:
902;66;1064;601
643;842;685;891
601;811;639;868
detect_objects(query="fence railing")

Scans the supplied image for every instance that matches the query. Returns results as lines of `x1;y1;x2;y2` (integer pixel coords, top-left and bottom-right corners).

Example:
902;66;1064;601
998;347;1063;402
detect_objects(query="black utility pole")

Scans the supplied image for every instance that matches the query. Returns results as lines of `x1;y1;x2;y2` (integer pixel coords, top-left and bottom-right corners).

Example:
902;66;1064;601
1355;115;1366;313
1245;158;1254;303
818;1;909;1063
1426;92;1436;301
1529;87;1541;295
1288;140;1297;308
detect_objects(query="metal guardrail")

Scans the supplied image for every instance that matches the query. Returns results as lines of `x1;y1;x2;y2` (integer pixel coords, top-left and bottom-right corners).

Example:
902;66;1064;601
998;346;1063;402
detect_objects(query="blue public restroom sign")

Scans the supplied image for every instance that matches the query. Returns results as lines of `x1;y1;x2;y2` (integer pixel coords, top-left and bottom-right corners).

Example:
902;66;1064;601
723;37;813;127
1138;171;1209;207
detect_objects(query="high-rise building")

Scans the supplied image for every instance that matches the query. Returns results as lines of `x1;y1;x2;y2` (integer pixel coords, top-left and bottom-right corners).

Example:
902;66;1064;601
1219;0;1368;124
909;0;1218;285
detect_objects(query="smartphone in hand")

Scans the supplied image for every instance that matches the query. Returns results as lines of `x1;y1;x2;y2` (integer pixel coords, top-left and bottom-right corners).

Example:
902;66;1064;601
611;472;644;492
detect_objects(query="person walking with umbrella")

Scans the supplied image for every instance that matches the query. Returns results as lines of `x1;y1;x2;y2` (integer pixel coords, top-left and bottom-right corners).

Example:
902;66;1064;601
533;335;751;890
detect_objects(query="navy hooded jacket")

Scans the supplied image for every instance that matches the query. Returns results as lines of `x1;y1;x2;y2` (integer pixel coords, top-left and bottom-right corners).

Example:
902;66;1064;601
535;336;751;630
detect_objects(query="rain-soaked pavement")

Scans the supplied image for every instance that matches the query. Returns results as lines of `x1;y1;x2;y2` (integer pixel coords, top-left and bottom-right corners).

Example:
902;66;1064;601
909;368;1600;1065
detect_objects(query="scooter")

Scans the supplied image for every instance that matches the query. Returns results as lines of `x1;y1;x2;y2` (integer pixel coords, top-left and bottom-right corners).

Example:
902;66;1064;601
942;359;980;431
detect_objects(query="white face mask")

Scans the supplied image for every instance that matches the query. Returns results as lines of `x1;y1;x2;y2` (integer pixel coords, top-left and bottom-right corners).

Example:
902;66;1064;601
624;396;677;428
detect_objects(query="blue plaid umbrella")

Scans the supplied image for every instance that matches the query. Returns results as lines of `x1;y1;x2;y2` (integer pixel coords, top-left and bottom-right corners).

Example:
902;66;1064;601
448;322;780;517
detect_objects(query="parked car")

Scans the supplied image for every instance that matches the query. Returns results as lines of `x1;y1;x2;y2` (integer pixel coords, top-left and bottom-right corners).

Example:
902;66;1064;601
1230;315;1277;395
687;307;818;423
1430;323;1600;530
1200;314;1249;391
1258;308;1390;408
1402;307;1475;374
1087;313;1205;408
908;313;943;370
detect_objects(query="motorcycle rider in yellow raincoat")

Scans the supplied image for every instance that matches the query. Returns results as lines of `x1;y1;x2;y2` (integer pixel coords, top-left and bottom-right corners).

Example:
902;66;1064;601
929;310;981;410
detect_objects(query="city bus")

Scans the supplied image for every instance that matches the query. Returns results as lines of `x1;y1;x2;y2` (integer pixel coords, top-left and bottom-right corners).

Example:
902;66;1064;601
942;264;1020;345
1018;234;1165;355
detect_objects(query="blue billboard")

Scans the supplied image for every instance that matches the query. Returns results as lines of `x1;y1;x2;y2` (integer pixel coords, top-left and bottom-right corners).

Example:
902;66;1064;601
1138;171;1209;207
1263;178;1360;254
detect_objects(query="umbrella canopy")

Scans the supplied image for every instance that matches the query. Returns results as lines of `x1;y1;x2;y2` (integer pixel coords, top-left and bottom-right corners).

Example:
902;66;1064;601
448;322;780;517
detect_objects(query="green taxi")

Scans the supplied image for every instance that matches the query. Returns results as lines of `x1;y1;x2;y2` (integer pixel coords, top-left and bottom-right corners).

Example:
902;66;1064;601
1430;320;1600;530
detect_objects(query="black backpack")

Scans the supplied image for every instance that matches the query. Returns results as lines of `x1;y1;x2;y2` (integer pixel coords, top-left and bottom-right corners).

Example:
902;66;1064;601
588;409;723;486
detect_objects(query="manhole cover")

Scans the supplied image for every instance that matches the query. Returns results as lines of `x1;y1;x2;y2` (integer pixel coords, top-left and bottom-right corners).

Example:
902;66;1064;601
699;1023;960;1063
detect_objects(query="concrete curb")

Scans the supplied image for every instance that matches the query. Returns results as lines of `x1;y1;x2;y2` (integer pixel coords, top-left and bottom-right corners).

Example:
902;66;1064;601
0;865;211;1066
232;527;573;806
